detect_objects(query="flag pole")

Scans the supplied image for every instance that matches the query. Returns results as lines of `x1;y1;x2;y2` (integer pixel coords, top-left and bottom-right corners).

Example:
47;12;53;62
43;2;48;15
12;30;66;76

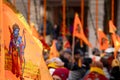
72;36;75;64
62;0;66;37
111;0;116;59
27;0;31;25
80;0;84;47
95;0;98;46
111;0;114;22
0;0;5;79
43;0;46;39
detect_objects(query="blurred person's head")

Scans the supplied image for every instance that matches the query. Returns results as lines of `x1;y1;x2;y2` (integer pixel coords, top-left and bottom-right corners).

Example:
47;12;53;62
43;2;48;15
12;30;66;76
74;49;84;61
92;48;100;56
90;61;103;69
90;61;104;76
111;59;120;67
82;57;92;70
83;61;108;80
62;48;72;60
100;57;109;68
111;59;120;80
52;68;69;80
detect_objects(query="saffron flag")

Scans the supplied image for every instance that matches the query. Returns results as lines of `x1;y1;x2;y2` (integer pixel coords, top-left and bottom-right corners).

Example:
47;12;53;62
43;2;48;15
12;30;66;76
98;29;109;50
3;1;52;80
109;20;116;34
49;40;59;59
30;23;50;50
111;33;120;58
109;20;120;58
73;13;92;47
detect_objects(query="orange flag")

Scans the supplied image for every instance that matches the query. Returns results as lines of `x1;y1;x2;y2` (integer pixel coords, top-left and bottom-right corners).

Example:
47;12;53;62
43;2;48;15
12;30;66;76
5;70;19;80
3;2;53;80
30;23;40;39
49;40;59;59
109;20;120;58
98;29;109;50
30;23;50;50
73;13;92;47
111;33;120;58
109;20;116;33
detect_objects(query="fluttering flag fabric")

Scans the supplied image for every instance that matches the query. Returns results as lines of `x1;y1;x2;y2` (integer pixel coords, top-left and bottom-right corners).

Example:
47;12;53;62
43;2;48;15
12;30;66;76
98;28;109;50
30;23;50;50
3;1;52;80
109;20;116;34
5;70;19;80
73;13;92;47
49;40;59;59
111;33;120;58
109;20;120;58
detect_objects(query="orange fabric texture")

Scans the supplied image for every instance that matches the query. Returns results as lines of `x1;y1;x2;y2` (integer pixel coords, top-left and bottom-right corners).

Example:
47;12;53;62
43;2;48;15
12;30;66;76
73;13;92;47
98;29;109;50
5;70;19;80
49;40;59;59
3;1;52;80
109;20;119;58
30;23;50;50
109;20;116;34
111;34;120;58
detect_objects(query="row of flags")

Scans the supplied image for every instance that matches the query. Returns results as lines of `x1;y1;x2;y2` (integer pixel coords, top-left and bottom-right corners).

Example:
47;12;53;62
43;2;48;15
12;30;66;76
49;13;120;59
73;13;120;59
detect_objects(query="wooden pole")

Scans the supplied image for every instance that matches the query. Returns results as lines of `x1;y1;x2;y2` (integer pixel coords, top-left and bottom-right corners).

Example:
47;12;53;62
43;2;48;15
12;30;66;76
62;0;66;36
0;0;5;79
80;0;84;47
111;0;114;22
43;0;46;39
81;0;84;27
28;0;31;25
13;0;16;6
96;0;98;46
72;36;75;65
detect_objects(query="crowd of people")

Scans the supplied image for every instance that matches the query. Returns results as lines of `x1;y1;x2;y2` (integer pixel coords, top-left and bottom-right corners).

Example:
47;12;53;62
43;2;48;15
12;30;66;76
37;20;120;80
43;41;120;80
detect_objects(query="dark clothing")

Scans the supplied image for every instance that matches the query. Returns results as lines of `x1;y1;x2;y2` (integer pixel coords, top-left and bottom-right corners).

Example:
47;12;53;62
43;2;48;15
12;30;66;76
110;66;120;80
38;21;53;35
60;55;87;80
59;55;71;69
68;68;86;80
53;26;60;39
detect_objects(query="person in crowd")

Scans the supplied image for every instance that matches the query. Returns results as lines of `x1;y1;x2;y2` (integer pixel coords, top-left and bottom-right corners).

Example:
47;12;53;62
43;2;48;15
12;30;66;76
107;52;114;71
82;57;92;76
53;24;60;39
90;48;101;61
83;61;109;80
74;38;87;54
68;49;86;80
59;48;72;69
100;57;110;79
110;59;120;80
46;57;64;75
52;68;69;80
